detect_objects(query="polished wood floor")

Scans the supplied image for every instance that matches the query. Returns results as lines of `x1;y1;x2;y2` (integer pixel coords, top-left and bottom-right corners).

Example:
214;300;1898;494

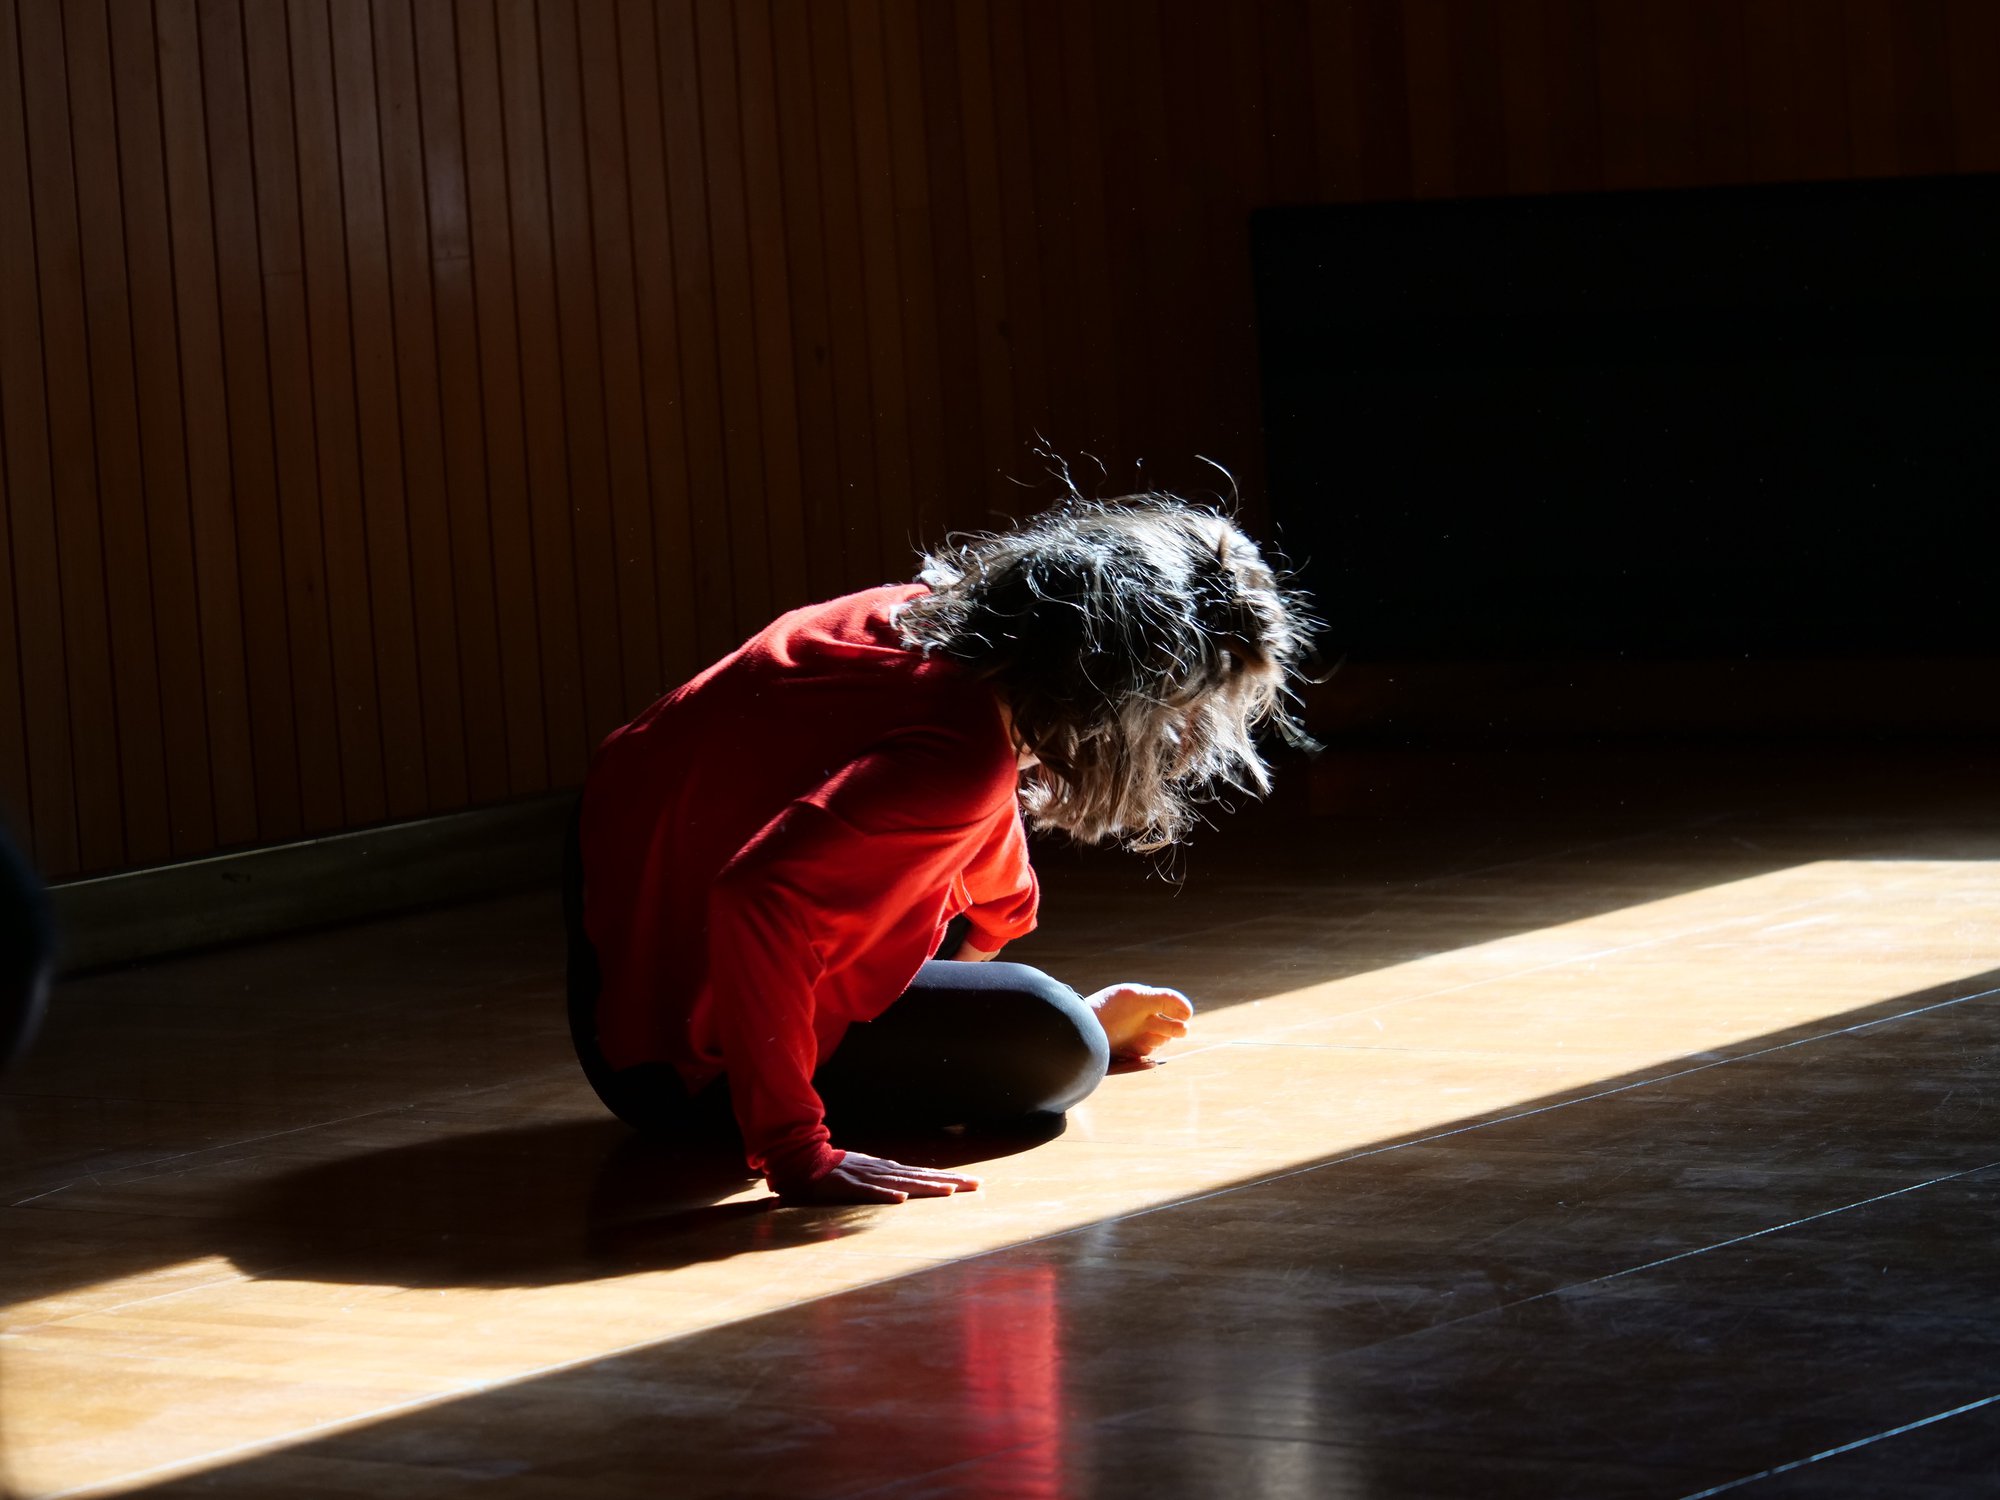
4;744;1998;1498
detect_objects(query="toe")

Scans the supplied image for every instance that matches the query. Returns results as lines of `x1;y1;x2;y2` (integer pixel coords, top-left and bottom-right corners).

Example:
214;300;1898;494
1155;989;1194;1020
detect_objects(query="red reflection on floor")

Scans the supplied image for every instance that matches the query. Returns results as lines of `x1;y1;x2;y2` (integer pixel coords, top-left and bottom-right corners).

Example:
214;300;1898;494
801;1261;1064;1494
961;1265;1064;1498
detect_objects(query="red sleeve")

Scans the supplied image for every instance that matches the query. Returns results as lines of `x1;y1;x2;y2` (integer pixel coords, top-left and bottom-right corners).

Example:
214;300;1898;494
702;727;1016;1194
957;805;1039;953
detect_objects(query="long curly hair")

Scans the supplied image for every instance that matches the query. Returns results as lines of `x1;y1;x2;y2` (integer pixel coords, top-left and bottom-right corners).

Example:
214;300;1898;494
893;495;1317;851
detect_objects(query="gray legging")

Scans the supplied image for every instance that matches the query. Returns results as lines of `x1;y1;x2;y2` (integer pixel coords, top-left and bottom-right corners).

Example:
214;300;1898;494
562;806;1109;1143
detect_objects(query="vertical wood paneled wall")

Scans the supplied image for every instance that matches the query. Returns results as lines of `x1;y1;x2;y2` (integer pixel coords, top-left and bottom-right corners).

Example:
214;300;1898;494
4;0;1997;879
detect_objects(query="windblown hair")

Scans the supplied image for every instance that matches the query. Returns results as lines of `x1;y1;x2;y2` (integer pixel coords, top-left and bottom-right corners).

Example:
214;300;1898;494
895;495;1316;851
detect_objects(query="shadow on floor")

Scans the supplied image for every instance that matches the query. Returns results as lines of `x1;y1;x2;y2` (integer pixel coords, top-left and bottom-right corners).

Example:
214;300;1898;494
218;1112;1065;1288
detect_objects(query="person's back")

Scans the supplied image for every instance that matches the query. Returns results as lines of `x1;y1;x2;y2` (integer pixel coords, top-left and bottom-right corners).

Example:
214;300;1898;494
578;582;1033;1082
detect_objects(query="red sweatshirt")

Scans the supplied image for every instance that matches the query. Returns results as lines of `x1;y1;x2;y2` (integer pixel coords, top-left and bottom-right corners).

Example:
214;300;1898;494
577;584;1039;1193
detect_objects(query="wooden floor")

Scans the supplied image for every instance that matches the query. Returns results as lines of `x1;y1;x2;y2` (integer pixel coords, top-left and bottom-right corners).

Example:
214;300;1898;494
4;743;1999;1498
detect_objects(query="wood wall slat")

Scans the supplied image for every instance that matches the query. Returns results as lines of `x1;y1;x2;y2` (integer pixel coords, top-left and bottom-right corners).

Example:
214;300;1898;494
1261;0;1316;203
576;0;667;713
286;0;391;824
1143;0;1199;479
806;2;883;577
1543;0;1606;192
1446;0;1510;196
844;0;918;574
1082;0;1146;477
952;0;1020;517
1842;0;1901;177
450;0;551;792
1352;0;1415;200
1786;0;1853;180
1495;1;1553;195
63;0;176;866
1594;0;1655;188
692;0;776;622
1403;0;1456;198
878;0;947;549
612;0;701;686
1740;0;1798;182
493;0;588;784
105;0;221;859
760;1;832;600
768;0;844;600
6;1;1995;877
915;3;986;530
326;0;432;818
1124;0;1207;490
156;0;259;848
986;0;1051;497
1304;0;1357;203
1052;0;1118;475
1685;0;1754;185
1635;0;1701;188
732;0;811;610
407;0;510;804
1186;2;1260;504
1020;0;1084;458
1163;0;1262;505
225;0;330;837
18;0;126;871
372;0;473;809
536;0;629;738
1946;0;2000;172
1889;0;1956;176
652;0;738;661
1123;0;1195;491
0;0;80;874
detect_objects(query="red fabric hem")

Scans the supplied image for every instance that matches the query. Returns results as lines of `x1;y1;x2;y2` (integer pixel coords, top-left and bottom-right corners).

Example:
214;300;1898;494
963;918;1033;954
766;1141;846;1198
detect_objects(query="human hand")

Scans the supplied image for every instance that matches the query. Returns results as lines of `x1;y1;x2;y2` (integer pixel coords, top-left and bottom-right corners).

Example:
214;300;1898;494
951;939;999;961
1085;983;1194;1063
785;1151;983;1205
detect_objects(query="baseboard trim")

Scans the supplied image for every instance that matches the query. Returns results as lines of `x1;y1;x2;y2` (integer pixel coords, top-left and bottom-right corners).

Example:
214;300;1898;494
49;793;575;974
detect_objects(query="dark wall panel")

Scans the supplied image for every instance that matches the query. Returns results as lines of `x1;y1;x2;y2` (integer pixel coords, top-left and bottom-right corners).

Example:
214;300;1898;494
3;0;1996;877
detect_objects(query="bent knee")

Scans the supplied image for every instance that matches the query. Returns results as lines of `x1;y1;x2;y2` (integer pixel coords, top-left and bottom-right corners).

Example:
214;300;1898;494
1040;1014;1111;1113
985;963;1109;1113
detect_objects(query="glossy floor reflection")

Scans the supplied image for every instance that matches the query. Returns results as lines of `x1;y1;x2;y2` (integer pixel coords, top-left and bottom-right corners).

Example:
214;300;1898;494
3;745;1998;1498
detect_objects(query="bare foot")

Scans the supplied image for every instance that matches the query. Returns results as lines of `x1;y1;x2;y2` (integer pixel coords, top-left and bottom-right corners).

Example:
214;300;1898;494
1085;983;1194;1062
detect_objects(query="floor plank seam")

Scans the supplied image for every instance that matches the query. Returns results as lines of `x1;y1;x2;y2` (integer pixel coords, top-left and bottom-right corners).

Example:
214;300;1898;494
1;1261;288;1337
1100;1411;1732;1477
1672;1391;2000;1498
1382;1156;2000;1347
